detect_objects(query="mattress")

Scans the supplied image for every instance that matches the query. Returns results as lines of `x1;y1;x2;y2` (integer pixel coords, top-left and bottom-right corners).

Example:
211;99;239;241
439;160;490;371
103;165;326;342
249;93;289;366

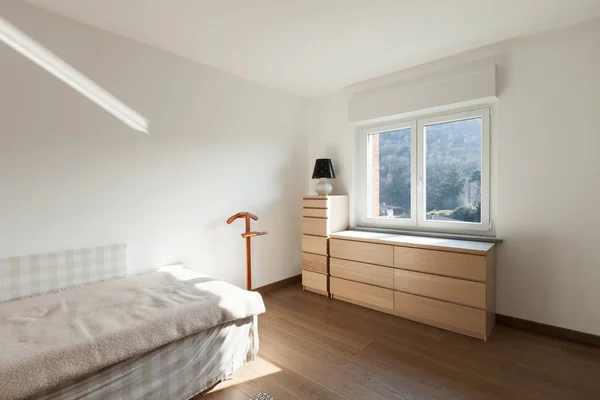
34;315;258;400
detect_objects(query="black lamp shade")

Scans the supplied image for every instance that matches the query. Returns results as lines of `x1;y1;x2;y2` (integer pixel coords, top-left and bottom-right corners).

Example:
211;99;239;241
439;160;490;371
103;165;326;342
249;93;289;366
312;159;336;179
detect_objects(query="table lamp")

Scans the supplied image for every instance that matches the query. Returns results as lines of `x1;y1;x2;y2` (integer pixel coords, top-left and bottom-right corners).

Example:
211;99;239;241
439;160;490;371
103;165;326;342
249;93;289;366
312;158;336;196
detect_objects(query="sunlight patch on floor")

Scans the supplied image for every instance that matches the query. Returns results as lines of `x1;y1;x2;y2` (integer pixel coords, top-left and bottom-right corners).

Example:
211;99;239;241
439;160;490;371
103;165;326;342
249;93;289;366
206;356;281;394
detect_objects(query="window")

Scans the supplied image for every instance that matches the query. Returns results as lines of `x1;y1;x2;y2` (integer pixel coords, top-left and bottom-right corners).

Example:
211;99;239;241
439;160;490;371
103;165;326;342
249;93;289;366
357;108;491;234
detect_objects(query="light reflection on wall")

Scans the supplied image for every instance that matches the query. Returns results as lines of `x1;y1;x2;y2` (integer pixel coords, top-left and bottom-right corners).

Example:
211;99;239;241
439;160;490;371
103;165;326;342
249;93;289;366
0;15;149;133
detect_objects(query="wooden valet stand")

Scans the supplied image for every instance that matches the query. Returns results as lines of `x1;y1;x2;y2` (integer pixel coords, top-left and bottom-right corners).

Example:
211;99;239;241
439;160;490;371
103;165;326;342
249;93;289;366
226;212;267;290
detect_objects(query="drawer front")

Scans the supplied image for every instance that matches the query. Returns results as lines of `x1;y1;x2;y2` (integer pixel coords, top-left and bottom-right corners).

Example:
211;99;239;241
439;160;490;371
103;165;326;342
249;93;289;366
330;277;394;311
330;239;394;267
394;246;486;282
302;198;328;209
330;258;394;289
394;269;486;309
302;270;327;292
302;253;328;274
302;235;328;256
394;291;486;340
302;208;328;218
302;217;329;236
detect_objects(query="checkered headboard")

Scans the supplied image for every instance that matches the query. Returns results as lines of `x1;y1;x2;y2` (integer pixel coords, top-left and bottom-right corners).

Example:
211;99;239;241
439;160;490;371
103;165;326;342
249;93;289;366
0;244;127;303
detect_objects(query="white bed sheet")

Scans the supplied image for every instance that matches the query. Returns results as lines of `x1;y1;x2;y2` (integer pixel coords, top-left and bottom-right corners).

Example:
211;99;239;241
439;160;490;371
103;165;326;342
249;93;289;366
34;315;258;400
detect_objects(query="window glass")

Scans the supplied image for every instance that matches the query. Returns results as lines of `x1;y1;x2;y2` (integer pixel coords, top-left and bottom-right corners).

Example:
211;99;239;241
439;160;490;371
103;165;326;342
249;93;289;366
424;117;482;223
367;128;411;219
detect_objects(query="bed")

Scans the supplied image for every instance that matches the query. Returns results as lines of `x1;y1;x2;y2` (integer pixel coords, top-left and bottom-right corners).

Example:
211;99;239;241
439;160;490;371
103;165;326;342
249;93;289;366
0;244;265;400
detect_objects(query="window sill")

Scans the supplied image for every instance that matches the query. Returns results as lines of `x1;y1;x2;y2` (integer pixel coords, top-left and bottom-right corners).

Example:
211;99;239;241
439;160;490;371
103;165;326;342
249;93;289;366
351;226;502;244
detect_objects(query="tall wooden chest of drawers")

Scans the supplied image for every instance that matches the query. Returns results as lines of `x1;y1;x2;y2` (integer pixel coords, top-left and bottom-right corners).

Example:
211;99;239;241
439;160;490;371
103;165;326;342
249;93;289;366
301;195;348;296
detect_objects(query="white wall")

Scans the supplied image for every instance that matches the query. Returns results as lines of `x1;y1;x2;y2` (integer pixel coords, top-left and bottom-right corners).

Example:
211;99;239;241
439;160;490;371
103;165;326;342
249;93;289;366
307;19;600;335
0;2;308;288
2;2;598;335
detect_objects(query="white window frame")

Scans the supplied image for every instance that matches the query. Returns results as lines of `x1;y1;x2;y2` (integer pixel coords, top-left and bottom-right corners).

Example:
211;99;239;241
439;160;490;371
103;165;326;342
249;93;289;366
355;106;492;235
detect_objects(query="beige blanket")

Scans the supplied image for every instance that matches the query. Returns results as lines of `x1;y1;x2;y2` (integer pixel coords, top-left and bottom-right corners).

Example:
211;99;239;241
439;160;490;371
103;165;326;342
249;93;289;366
0;267;265;400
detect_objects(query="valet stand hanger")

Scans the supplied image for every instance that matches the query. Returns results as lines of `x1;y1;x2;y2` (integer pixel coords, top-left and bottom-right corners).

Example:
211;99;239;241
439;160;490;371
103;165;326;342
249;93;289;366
226;212;267;290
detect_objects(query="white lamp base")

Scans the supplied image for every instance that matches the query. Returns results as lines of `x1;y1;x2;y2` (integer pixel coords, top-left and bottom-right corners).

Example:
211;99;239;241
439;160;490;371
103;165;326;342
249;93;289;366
315;178;332;196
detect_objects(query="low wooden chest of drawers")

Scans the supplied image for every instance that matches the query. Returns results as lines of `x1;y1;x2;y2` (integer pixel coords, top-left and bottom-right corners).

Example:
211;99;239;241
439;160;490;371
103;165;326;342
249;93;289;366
329;230;497;341
300;195;348;296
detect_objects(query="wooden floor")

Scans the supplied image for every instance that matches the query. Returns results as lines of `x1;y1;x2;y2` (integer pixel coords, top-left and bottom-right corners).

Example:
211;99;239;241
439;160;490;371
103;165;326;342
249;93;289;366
201;284;600;400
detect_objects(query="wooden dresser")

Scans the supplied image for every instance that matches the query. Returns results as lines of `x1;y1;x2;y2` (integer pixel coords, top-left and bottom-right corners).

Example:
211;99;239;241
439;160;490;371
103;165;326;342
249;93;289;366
301;195;349;296
329;230;497;341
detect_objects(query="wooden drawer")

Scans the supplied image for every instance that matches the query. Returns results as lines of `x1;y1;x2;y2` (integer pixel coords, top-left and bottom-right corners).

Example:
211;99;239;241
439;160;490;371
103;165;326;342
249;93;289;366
330;258;394;289
302;235;328;256
302;270;327;293
330;239;394;267
330;277;394;311
302;253;328;274
394;246;487;282
394;269;486;309
302;217;329;236
302;198;328;209
302;208;328;218
394;291;486;340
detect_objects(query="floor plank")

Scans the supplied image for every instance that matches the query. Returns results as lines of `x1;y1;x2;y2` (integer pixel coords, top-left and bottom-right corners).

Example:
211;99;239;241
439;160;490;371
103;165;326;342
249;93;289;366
202;385;249;400
258;328;388;399
365;373;439;400
247;356;346;400
210;284;600;400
